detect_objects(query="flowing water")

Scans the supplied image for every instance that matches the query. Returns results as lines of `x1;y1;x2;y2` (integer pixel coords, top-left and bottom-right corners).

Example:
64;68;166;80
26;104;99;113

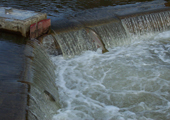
51;30;170;120
48;11;170;120
1;0;170;120
53;10;170;58
53;21;128;58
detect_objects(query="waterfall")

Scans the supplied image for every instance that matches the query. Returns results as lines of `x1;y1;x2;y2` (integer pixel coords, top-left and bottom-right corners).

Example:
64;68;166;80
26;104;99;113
52;10;170;58
53;29;97;58
24;8;170;120
121;11;170;39
53;21;128;58
24;40;60;120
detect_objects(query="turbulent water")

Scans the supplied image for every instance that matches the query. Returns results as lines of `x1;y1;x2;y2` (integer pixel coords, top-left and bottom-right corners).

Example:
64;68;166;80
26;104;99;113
1;0;170;120
50;31;170;120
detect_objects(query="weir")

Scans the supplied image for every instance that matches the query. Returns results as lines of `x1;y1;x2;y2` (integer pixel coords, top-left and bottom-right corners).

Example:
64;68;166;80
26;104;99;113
1;1;170;120
24;40;61;120
52;7;170;58
121;10;170;38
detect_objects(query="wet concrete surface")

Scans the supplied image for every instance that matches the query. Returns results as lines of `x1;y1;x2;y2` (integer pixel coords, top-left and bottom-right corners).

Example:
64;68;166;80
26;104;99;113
0;32;28;120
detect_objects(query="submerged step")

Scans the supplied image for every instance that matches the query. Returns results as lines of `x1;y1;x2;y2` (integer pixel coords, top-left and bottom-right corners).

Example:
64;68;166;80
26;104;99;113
0;7;48;37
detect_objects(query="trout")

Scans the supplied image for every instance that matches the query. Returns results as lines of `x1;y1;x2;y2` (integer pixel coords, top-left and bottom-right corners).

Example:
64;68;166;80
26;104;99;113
85;27;109;53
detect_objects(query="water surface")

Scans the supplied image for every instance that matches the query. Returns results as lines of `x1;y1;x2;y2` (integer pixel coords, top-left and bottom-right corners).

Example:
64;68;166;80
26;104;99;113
51;31;170;120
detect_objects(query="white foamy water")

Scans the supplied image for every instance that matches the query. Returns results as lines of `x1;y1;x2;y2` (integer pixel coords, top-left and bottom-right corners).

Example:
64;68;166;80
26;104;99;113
51;31;170;120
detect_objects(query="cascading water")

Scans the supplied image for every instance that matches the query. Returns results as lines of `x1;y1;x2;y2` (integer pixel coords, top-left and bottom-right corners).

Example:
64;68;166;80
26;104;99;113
25;41;61;120
53;29;97;58
121;11;170;39
48;10;170;120
90;22;128;48
53;21;128;58
53;11;170;58
1;0;170;120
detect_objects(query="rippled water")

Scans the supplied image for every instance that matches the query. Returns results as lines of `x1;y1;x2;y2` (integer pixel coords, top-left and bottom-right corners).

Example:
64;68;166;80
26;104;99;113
1;0;167;17
51;31;170;120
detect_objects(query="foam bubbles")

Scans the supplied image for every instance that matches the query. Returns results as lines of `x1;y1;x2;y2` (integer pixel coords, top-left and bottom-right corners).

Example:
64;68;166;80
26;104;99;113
51;31;170;120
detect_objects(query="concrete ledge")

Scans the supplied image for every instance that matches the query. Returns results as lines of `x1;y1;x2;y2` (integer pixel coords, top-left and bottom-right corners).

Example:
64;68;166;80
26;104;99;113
0;7;47;37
